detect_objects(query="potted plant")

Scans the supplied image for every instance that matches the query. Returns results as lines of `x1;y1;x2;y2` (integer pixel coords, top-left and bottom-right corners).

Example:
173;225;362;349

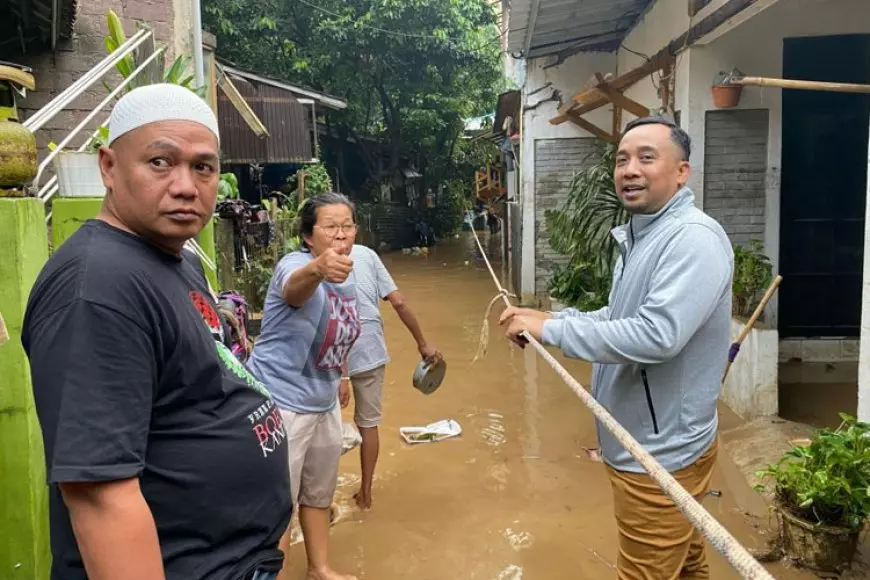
544;144;623;310
712;68;744;108
754;414;870;573
732;240;773;319
51;125;109;197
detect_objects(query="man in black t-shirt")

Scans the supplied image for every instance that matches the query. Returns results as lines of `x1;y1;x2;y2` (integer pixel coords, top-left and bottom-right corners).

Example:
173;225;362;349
22;84;291;580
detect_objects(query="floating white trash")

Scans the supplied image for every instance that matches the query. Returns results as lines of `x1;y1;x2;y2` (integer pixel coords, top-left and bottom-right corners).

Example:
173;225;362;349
53;151;106;197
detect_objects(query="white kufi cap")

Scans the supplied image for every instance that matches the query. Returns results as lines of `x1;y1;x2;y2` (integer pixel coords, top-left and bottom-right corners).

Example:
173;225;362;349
108;83;220;145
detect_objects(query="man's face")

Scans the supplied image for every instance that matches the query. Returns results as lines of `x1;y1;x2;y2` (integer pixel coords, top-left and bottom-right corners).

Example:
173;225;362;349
99;120;220;253
614;123;690;215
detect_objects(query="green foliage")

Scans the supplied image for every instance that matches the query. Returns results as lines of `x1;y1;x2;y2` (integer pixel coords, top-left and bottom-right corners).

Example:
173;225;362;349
48;125;109;154
105;9;206;98
288;163;333;197
233;216;302;312
428;183;467;236
217;172;240;201
754;414;870;530
545;145;623;309
548;260;611;312
203;0;503;189
732;240;773;319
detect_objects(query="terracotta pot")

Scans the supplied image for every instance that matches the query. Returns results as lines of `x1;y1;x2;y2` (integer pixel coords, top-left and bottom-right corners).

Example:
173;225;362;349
711;84;743;108
777;506;860;573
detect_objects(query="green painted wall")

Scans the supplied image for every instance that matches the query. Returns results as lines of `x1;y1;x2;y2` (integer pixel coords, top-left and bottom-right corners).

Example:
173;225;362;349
51;200;219;289
51;197;103;252
0;198;51;579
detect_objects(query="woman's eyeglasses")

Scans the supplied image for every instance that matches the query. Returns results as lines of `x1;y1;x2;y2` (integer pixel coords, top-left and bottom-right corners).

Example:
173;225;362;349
316;223;358;237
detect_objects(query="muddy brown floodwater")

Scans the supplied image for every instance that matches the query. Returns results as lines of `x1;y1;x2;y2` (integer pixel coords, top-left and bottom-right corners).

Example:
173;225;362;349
282;233;814;580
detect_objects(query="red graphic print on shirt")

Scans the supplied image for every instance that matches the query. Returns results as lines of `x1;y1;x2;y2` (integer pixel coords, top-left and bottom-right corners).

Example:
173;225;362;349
189;290;224;340
315;291;360;370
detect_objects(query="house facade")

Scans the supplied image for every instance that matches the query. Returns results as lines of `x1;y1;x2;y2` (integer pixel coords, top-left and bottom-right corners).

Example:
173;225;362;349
501;0;870;423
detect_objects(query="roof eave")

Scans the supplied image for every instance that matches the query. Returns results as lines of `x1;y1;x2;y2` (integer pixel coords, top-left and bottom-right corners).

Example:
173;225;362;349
218;63;348;111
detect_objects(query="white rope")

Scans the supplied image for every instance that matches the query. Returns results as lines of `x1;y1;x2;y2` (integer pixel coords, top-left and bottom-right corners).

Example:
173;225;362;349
472;288;516;364
466;223;775;580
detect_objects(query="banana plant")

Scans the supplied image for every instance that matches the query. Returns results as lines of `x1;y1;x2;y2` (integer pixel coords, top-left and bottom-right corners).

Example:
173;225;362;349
104;9;206;98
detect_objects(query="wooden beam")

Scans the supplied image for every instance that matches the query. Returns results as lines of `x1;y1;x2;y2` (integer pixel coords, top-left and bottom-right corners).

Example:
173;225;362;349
731;76;870;94
568;53;670;113
566;113;618;143
556;73;604;116
594;73;650;118
693;0;784;46
217;67;270;138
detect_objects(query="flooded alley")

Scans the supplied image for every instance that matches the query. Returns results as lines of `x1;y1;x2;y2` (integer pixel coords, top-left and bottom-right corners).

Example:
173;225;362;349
282;233;812;580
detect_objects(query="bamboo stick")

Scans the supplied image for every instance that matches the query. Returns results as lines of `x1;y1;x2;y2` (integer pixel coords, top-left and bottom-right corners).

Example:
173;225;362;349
722;275;783;382
731;76;870;94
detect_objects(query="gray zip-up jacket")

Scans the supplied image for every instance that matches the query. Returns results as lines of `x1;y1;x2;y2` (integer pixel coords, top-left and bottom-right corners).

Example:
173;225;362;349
541;188;733;473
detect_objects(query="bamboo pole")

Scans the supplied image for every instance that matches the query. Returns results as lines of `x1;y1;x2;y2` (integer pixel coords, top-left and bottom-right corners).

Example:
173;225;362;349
731;76;870;94
722;275;783;382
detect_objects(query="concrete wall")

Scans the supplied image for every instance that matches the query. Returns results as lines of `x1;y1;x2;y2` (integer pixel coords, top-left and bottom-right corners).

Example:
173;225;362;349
519;51;616;300
703;109;768;246
17;0;187;155
723;318;779;420
533;138;599;295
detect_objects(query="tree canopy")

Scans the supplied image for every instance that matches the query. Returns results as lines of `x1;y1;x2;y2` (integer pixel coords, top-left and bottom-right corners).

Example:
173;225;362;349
203;0;504;196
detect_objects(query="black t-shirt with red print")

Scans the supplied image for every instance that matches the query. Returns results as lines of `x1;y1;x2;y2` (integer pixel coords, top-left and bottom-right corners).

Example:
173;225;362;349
22;220;291;580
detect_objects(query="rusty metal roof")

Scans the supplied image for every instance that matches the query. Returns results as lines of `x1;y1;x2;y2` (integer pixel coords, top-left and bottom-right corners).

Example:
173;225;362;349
506;0;654;58
218;73;316;165
219;63;347;111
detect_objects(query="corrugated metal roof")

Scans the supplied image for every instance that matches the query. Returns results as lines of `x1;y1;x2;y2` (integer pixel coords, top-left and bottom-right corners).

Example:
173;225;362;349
219;63;347;111
218;74;315;165
507;0;654;58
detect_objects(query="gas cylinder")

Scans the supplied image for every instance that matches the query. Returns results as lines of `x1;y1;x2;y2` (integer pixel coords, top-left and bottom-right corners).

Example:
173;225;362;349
0;63;37;197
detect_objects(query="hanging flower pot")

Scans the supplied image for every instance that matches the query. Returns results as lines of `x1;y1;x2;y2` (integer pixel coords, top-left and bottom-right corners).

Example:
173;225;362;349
712;68;744;108
712;84;743;108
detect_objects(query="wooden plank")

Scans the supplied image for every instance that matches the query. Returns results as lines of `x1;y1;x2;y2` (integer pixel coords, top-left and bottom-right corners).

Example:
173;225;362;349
594;73;650;118
731;76;870;94
556;73;604;115
217;68;270;138
567;54;669;113
566;113;618;143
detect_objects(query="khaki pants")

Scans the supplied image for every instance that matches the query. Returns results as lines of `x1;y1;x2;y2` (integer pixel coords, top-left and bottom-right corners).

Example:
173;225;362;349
606;440;718;580
350;366;386;428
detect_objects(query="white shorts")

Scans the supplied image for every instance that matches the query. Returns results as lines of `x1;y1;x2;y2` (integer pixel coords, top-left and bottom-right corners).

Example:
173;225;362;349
280;404;342;509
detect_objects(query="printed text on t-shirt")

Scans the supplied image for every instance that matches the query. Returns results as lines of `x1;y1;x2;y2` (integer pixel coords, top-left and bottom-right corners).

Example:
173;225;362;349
315;291;360;370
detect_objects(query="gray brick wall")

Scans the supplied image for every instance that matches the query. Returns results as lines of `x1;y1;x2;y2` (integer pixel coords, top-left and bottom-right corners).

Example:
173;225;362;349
534;138;600;295
703;109;769;246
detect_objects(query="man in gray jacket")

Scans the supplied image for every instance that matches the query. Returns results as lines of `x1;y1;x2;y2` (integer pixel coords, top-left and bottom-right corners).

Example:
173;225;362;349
500;116;733;580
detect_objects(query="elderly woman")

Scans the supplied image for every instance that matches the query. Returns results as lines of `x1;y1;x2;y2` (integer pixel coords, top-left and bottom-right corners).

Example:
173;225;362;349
249;192;361;580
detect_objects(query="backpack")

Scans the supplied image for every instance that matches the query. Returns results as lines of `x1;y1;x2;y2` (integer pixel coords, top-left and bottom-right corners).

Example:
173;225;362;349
217;290;252;362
